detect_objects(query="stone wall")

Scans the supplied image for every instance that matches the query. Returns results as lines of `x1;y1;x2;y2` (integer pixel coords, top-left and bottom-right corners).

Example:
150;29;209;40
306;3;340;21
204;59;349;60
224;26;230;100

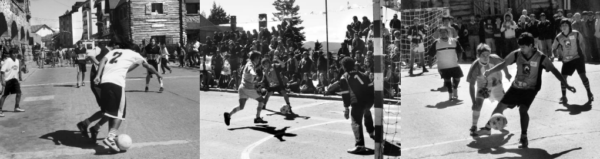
0;0;33;61
129;0;183;46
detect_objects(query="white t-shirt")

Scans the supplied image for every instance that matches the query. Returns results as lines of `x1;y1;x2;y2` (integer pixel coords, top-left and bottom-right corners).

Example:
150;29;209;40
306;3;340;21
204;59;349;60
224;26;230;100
100;49;146;87
1;58;20;81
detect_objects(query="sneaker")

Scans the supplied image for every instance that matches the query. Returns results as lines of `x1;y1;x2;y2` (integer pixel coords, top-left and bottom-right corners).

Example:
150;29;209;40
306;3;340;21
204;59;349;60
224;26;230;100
477;127;491;136
254;117;268;124
0;111;4;117
469;126;477;137
347;146;368;154
82;83;85;87
14;107;24;112
145;87;149;92
519;136;528;148
77;122;90;139
452;89;458;99
159;87;164;93
90;126;99;143
588;93;594;102
103;137;121;152
76;83;80;88
223;112;231;126
559;97;568;104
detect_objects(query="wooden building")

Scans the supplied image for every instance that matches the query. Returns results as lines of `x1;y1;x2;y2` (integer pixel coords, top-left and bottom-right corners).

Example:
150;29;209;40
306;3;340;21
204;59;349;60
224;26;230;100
112;0;184;46
401;0;560;20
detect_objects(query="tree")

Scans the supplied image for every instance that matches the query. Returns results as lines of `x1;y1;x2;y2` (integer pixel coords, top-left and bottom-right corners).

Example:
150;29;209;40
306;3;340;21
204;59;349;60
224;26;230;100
200;11;207;18
314;40;322;51
272;0;305;50
207;2;230;25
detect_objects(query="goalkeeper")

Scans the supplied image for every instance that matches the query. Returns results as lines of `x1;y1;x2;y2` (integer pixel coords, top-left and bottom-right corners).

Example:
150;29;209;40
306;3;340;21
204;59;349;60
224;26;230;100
465;44;511;136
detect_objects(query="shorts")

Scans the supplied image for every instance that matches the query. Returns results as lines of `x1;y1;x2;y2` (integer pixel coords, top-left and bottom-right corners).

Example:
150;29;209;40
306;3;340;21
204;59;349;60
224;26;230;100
3;79;21;96
90;70;103;111
561;57;586;76
411;43;425;52
500;87;538;109
100;83;126;120
147;60;159;74
439;67;464;79
266;85;285;93
238;87;261;99
77;61;87;72
476;84;505;103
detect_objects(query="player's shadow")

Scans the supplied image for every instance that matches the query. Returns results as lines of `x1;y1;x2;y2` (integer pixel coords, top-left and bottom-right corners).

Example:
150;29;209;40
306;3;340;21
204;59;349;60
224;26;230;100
425;99;463;109
382;140;401;156
430;86;449;92
467;130;513;154
494;147;582;159
53;84;77;88
555;101;592;115
263;109;310;120
125;90;161;93
228;125;297;141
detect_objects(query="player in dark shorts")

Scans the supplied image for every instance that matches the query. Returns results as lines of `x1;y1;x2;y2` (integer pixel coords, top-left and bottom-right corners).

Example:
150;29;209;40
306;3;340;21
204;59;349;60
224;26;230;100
144;38;164;92
551;19;594;104
76;42;112;142
74;42;87;88
477;33;576;148
0;49;25;117
259;58;293;113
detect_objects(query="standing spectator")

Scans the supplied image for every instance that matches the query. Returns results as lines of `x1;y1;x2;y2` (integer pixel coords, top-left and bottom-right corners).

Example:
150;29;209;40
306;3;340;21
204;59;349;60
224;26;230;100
483;17;496;54
501;13;519;58
585;11;597;61
466;15;481;61
211;50;224;88
455;16;469;61
160;43;172;74
516;15;529;41
390;14;401;40
178;42;186;67
528;14;541;49
595;11;600;62
538;13;554;58
493;16;505;57
407;17;428;75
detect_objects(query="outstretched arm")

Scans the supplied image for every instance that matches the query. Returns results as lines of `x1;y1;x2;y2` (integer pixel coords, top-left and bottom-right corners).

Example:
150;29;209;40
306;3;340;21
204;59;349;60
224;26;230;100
142;61;162;79
94;57;109;85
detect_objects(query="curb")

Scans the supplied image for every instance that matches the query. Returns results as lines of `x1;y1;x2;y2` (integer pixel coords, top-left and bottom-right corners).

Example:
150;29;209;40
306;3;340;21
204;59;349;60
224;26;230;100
204;88;400;104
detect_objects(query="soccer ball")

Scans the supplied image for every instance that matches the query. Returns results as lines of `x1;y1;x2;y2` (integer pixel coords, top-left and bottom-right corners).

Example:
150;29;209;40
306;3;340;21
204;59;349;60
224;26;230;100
116;134;133;151
280;105;291;114
489;113;508;130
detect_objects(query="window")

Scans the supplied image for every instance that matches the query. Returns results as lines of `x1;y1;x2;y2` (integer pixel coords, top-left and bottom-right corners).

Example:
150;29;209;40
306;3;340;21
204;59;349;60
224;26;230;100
151;36;166;45
186;3;199;14
151;3;164;14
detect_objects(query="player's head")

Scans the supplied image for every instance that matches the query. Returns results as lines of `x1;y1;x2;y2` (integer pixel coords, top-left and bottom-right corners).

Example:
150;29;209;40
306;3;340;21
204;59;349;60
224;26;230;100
340;57;355;72
261;58;271;69
249;51;261;65
540;13;546;20
393;14;398;19
413;17;420;24
476;43;492;63
517;32;535;53
560;19;572;34
438;26;449;39
150;38;156;45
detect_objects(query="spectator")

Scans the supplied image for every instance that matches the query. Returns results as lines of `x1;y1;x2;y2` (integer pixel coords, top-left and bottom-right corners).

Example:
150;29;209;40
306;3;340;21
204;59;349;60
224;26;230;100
178;42;186;67
351;16;362;37
361;16;371;41
538;13;554;58
584;11;597;62
352;33;366;59
160;43;172;74
455;16;469;60
338;40;351;57
466;15;480;61
483;17;496;54
501;13;518;58
390;14;401;40
527;14;541;49
595;11;600;62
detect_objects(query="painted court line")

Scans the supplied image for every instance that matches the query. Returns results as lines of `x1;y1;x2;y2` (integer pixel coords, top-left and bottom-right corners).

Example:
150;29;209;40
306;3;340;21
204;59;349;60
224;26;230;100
21;75;198;87
0;140;191;159
23;95;54;102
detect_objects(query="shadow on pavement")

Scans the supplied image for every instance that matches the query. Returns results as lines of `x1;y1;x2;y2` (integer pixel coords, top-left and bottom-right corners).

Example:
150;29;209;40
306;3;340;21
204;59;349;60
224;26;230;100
125;90;160;93
53;84;77;88
555;101;592;115
39;130;100;149
467;130;513;153
228;125;296;141
425;99;463;109
383;140;401;156
126;77;147;79
430;86;449;92
492;147;582;159
263;109;310;120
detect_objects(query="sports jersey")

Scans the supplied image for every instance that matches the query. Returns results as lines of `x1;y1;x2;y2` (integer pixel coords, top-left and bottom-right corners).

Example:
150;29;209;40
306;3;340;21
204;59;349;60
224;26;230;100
328;71;374;107
505;49;553;91
408;25;427;44
100;49;146;87
240;61;258;89
145;44;161;61
1;58;19;81
91;47;110;77
466;54;504;88
262;64;286;88
553;31;584;62
427;38;464;69
75;47;87;61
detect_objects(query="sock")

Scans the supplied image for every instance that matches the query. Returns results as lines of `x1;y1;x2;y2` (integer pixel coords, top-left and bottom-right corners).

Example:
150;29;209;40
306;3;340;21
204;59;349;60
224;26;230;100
472;111;480;127
444;80;452;93
583;78;591;94
286;102;291;107
108;130;117;139
82;119;90;125
160;81;163;87
561;83;567;97
452;78;460;90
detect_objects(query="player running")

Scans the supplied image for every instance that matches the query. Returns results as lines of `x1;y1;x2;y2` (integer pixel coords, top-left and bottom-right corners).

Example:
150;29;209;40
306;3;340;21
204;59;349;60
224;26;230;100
551;19;595;104
259;58;293;114
93;42;163;152
477;32;576;148
0;49;25;117
427;27;465;100
144;38;164;93
466;44;512;136
75;42;88;88
76;42;112;143
223;51;268;126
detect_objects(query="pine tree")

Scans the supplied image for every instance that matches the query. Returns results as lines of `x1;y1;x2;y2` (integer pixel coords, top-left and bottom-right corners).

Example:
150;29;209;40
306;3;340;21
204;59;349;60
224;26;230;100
314;40;322;51
272;0;305;50
208;2;230;25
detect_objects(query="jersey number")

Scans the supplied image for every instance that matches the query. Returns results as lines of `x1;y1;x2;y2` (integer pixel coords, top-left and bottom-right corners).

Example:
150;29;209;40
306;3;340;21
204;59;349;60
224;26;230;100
109;52;123;64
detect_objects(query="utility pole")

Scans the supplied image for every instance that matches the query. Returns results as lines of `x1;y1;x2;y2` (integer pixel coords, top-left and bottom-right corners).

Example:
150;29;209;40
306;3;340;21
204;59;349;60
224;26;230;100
372;0;384;158
325;0;329;81
179;0;184;45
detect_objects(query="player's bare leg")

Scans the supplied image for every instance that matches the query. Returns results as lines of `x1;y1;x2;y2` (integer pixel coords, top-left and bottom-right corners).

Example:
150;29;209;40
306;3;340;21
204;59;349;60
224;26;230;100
14;93;22;112
145;74;151;92
560;75;570;104
253;97;267;123
103;117;123;152
223;99;248;126
470;98;485;136
578;73;594;102
77;68;82;88
0;95;8;117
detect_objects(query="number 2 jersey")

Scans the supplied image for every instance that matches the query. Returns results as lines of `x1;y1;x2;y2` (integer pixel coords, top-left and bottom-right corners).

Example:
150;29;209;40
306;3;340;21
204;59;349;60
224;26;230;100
100;49;147;87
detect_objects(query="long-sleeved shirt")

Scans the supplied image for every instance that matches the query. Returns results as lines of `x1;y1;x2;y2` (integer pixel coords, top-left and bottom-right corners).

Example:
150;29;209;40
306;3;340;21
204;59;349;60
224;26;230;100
501;21;518;39
537;20;553;40
466;21;480;37
595;19;600;38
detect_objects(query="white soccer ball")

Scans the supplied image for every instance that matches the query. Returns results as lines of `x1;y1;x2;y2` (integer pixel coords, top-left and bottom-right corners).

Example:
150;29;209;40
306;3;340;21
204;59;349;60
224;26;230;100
489;113;508;130
280;105;291;114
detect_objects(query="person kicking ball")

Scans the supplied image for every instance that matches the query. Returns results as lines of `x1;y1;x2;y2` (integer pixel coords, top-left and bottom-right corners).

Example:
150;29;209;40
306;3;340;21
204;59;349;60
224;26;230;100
259;58;294;114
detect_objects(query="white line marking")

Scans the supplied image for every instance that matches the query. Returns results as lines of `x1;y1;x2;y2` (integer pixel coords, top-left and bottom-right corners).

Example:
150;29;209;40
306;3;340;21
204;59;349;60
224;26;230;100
241;120;346;159
1;140;192;159
23;95;55;102
21;75;198;87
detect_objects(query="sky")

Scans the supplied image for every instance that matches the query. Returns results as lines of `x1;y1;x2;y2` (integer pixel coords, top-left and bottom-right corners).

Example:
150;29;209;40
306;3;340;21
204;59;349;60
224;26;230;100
200;0;401;43
29;0;82;30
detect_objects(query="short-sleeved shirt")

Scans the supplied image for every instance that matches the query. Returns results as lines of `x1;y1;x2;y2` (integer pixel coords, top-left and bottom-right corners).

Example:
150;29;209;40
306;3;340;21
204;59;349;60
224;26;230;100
75;47;87;61
504;49;553;91
1;58;19;81
466;54;504;88
240;61;257;89
100;49;147;87
408;25;427;44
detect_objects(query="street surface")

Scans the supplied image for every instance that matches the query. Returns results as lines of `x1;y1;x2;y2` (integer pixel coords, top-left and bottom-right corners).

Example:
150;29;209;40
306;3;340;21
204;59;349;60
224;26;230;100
401;61;600;159
0;62;199;159
200;90;401;158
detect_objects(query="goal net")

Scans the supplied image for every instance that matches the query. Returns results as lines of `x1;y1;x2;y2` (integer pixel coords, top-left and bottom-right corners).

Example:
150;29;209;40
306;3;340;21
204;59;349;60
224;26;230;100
399;7;448;70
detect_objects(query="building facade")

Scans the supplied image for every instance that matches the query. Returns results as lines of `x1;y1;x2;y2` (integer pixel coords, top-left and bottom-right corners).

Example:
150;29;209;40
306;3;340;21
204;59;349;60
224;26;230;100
0;0;33;60
58;2;86;48
112;0;184;46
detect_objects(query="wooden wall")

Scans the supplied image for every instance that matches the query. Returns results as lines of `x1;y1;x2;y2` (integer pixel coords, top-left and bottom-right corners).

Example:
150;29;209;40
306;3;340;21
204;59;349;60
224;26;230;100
129;0;182;46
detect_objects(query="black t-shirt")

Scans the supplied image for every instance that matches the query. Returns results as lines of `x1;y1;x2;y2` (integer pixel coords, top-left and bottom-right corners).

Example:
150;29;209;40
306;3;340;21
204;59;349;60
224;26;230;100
408;25;427;44
91;47;110;78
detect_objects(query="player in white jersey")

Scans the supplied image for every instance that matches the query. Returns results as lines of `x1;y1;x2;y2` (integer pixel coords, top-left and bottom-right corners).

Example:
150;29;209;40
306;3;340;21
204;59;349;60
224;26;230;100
466;44;512;136
0;49;25;117
427;27;465;100
93;43;162;152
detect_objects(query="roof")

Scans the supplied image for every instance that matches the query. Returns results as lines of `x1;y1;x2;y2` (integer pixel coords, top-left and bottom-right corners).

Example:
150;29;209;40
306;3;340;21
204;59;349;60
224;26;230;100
30;24;55;33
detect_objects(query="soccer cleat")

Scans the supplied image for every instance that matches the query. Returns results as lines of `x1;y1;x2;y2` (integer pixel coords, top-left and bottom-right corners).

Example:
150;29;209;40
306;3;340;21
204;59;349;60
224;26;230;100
588;93;594;102
159;87;164;93
469;126;477;137
14;107;24;112
103;137;121;152
90;126;99;143
254;117;268;124
347;146;368;154
145;87;149;92
77;122;90;139
519;136;529;148
223;112;231;126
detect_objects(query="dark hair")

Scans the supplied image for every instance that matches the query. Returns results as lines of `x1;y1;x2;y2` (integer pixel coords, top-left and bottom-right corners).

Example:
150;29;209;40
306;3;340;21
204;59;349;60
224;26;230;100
517;32;535;46
249;51;261;61
476;43;491;56
261;58;270;64
340;57;355;71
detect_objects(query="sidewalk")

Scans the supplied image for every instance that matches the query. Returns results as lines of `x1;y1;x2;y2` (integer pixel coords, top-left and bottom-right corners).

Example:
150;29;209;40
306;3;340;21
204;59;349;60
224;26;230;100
204;88;400;104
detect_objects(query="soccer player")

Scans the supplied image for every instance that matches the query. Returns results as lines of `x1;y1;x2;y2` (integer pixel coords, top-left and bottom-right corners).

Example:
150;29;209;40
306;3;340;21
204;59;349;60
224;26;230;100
427;27;465;100
223;51;268;126
259;58;293;114
407;17;429;75
0;49;25;117
324;57;375;154
93;42;163;152
144;38;164;92
478;32;576;148
76;42;112;143
552;19;595;104
466;44;511;136
74;42;87;88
